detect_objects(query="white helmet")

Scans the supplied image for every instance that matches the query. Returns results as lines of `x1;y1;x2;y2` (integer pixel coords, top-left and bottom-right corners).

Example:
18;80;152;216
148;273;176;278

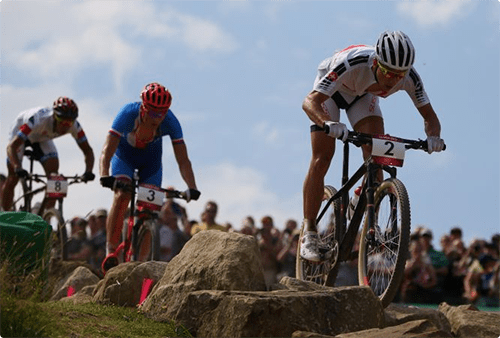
375;31;415;71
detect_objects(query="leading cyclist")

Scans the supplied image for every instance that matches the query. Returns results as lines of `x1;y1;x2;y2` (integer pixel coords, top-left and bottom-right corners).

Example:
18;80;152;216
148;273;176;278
300;31;445;262
99;82;200;273
1;97;95;213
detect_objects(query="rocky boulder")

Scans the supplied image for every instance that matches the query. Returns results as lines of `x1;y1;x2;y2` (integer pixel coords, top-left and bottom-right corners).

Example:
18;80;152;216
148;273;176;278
93;260;168;307
140;230;266;315
439;302;500;338
163;285;384;337
50;265;100;301
139;231;384;337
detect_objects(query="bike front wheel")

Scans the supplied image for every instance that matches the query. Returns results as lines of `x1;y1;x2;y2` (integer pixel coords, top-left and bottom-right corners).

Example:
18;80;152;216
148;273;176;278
296;185;342;286
135;219;160;261
43;208;68;260
358;178;410;308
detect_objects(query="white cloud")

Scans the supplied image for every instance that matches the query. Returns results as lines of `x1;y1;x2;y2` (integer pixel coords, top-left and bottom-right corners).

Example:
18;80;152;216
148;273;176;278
396;1;476;27
177;14;238;53
252;121;280;145
263;3;282;22
2;1;238;92
183;162;301;230
217;1;253;15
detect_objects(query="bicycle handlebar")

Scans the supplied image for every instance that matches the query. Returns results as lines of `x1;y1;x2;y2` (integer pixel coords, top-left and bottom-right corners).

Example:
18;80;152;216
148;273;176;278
111;180;187;201
344;131;446;152
27;174;87;186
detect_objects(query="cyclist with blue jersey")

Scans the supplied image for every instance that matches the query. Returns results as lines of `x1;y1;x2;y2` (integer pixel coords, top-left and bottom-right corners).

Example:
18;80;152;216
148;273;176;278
300;31;445;262
99;82;200;273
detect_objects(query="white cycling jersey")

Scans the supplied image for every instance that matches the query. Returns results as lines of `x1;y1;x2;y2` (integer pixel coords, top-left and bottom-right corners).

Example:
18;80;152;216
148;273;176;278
9;106;86;144
8;106;87;162
313;45;430;109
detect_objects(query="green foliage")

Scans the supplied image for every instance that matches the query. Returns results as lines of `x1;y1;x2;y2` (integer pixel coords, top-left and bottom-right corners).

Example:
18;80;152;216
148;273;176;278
39;301;193;338
0;292;51;337
0;264;191;338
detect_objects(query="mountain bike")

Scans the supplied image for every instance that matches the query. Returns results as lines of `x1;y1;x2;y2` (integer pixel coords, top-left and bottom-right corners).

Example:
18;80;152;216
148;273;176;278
296;130;445;307
106;169;187;266
13;148;88;260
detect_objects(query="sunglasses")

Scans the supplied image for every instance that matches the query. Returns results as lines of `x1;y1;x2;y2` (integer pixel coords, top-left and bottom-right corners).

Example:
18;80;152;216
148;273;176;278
140;105;168;119
378;62;407;79
54;114;75;127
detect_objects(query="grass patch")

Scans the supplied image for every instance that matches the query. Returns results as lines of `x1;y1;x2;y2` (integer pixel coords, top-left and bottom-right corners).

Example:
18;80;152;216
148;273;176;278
1;294;192;338
0;292;52;337
1;228;191;337
38;301;192;338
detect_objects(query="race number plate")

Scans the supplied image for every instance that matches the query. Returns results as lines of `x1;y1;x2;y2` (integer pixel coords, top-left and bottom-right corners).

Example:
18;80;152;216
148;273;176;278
371;135;406;167
46;175;68;198
137;184;166;211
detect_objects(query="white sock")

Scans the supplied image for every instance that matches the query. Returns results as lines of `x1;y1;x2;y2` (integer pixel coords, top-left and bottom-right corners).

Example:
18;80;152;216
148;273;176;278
302;219;317;232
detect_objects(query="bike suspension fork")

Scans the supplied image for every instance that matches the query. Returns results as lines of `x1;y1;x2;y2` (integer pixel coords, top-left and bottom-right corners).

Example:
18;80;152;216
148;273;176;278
365;162;377;241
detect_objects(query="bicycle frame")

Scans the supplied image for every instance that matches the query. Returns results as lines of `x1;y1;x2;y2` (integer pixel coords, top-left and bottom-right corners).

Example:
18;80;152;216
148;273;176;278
15;149;79;220
114;169;186;263
316;135;401;264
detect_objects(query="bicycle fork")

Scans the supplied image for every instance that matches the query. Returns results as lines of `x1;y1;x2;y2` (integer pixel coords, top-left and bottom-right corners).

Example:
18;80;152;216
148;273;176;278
365;162;377;244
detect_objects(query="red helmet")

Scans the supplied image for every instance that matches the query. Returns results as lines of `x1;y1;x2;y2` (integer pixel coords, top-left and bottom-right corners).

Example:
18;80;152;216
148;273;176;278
53;97;78;120
140;83;172;112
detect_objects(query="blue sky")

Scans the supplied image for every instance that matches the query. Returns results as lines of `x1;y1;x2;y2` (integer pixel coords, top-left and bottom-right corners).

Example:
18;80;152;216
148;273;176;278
1;1;499;247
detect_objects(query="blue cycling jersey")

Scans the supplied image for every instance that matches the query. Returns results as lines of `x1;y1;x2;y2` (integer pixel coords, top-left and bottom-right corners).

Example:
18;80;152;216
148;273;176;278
109;102;184;184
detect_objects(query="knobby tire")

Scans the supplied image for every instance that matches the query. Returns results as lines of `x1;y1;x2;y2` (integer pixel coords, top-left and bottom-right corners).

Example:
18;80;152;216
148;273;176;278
136;219;160;261
42;208;68;261
358;178;410;308
296;185;342;286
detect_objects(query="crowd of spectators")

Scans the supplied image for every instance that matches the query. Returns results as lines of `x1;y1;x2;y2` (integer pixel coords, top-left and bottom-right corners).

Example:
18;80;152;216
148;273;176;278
398;226;499;308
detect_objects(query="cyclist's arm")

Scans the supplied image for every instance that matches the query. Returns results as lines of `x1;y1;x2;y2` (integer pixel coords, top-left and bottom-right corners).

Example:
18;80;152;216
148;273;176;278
100;133;120;177
6;135;25;171
417;103;441;137
172;142;197;190
77;140;95;174
302;91;331;126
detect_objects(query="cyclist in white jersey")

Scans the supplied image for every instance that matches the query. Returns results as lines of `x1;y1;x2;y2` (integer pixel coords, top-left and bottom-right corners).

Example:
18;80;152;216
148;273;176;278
1;97;95;213
300;31;445;262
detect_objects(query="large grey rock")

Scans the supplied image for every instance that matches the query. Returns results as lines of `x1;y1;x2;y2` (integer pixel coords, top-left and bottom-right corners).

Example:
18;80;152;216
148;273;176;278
50;266;99;301
164;286;384;338
384;303;452;334
93;260;168;306
438;302;500;338
140;231;266;316
332;319;452;337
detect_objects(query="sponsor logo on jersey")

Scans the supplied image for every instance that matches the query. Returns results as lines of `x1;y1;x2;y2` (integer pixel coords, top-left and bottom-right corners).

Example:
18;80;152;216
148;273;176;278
19;124;32;135
326;71;338;81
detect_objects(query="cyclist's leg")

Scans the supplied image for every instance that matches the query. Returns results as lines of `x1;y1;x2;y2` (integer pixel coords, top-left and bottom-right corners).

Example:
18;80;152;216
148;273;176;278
2;161;20;211
348;94;385;159
303;98;339;230
38;141;59;214
106;156;134;256
1;138;26;211
348;94;385;181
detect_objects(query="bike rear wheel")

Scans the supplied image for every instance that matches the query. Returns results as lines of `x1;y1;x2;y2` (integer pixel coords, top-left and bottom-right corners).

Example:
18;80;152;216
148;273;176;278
135;219;160;261
358;178;410;307
296;185;342;286
42;208;68;260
